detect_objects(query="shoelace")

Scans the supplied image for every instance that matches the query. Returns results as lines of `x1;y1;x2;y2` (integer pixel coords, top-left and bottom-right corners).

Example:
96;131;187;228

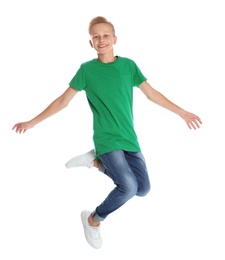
91;226;101;240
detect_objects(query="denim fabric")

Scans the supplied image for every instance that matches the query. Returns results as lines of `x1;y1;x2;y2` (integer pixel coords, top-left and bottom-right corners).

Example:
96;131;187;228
91;150;150;222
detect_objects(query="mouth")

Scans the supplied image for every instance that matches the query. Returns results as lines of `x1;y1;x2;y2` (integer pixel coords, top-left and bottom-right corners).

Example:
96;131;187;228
98;44;107;48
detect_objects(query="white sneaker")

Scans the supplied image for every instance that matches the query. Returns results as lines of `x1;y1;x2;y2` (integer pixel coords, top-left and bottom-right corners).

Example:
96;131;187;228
81;210;102;249
65;149;95;169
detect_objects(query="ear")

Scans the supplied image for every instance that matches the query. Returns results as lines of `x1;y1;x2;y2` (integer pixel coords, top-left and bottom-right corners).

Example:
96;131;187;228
89;40;93;48
113;36;117;44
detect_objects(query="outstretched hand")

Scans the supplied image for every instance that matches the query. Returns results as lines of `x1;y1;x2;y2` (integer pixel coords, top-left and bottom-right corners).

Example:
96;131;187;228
12;121;34;134
181;112;202;130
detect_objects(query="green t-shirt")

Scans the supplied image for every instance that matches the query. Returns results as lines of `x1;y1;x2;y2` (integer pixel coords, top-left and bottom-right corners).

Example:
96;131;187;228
69;56;147;159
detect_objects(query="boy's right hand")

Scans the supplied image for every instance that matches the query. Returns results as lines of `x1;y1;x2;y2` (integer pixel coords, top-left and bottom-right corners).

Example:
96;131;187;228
12;121;34;134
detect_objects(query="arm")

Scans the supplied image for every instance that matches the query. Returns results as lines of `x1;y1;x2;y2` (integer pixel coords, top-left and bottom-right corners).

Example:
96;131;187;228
139;81;202;130
12;86;78;133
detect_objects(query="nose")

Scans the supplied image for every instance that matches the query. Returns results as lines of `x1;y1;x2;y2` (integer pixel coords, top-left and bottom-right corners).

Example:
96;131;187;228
99;36;104;42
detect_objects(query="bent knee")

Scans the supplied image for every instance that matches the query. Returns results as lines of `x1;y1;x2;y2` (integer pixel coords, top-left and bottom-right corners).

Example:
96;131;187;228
137;182;151;197
124;185;138;199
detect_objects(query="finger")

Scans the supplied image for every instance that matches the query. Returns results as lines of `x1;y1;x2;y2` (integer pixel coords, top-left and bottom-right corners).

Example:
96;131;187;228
17;128;23;134
189;121;196;130
194;118;202;128
191;122;197;130
195;121;200;129
197;118;203;125
12;125;17;130
187;122;192;129
20;129;25;134
194;116;202;125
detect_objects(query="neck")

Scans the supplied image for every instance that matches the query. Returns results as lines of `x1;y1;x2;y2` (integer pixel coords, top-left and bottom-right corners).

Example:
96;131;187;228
97;54;117;63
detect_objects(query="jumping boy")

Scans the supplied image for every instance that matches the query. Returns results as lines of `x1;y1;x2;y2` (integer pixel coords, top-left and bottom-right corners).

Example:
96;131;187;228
12;16;202;249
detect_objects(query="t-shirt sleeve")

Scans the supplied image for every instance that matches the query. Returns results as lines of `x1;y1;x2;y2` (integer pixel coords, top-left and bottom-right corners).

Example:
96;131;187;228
69;65;87;91
132;61;147;87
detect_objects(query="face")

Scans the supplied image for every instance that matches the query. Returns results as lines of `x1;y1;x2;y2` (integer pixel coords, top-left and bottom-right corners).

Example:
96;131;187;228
89;23;117;55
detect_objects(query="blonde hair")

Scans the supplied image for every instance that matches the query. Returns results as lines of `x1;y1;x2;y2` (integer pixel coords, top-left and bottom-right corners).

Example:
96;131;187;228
88;16;115;35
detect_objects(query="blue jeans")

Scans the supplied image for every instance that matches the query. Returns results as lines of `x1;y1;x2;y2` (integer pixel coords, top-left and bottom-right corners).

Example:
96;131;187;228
91;150;151;222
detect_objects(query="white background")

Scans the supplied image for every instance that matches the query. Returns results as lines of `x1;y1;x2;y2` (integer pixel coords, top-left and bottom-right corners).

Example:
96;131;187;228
1;0;224;259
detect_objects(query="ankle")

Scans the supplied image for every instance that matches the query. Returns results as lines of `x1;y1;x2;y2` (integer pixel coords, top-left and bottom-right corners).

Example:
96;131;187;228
93;160;99;168
88;215;100;227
